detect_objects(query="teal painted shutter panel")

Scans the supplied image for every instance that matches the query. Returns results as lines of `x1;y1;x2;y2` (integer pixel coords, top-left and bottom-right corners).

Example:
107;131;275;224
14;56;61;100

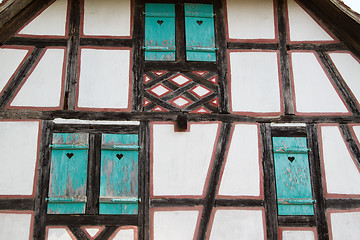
185;4;216;62
47;133;89;214
100;134;139;214
145;3;176;61
272;137;314;215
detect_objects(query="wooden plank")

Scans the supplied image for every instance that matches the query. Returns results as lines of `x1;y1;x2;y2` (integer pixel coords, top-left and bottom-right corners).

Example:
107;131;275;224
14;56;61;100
132;0;145;111
277;0;295;115
175;2;186;61
260;123;279;240
214;199;264;208
306;124;329;240
288;43;345;51
5;36;67;47
86;133;97;215
0;47;45;108
2;109;360;123
326;199;360;209
196;122;232;240
64;0;81;110
0;198;34;211
227;42;278;50
138;121;150;240
316;51;360;115
33;120;54;240
278;215;316;227
80;38;132;47
144;61;217;71
46;214;138;226
150;198;203;207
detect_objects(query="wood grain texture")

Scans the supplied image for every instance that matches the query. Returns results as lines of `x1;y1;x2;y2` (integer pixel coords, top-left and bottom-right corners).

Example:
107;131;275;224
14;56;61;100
196;122;232;240
33;120;54;240
64;0;81;110
260;123;279;240
306;124;329;240
277;0;295;115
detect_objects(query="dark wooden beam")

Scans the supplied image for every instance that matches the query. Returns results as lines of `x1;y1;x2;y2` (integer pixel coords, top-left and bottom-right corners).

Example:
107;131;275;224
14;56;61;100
2;109;360;124
196;122;232;240
278;216;316;227
138;121;150;240
46;215;138;226
260;123;279;240
33;120;53;240
277;0;295;115
0;198;34;211
0;0;53;44
5;36;67;47
326;198;360;209
339;124;360;167
63;0;81;110
306;124;329;240
150;198;203;207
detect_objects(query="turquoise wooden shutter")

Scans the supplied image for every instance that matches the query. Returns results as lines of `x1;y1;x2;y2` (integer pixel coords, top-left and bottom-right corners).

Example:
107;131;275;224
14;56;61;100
144;3;176;61
272;137;314;215
47;133;89;214
185;4;216;62
100;134;139;214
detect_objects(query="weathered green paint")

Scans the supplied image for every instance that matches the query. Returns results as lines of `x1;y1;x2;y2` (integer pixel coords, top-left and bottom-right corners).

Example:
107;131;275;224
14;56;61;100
272;137;314;216
100;134;139;215
145;3;176;61
185;3;216;62
47;133;89;214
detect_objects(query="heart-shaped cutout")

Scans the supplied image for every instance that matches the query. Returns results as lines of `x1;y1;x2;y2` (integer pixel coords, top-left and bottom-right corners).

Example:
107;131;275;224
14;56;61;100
196;20;203;25
116;154;124;160
66;153;74;159
288;156;295;163
157;20;164;26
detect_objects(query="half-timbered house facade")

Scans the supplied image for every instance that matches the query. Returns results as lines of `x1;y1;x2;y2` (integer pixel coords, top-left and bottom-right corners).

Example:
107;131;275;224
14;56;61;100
0;0;360;239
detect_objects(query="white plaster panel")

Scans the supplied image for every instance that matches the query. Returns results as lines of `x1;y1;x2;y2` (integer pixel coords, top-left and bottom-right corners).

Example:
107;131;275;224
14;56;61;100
10;49;64;107
291;52;348;113
282;231;315;240
0;48;29;93
287;0;333;41
226;0;275;39
152;124;218;196
111;229;135;240
153;210;199;240
47;228;74;240
209;209;264;240
0;213;32;239
19;0;68;36
329;53;360;105
330;211;360;240
83;0;131;36
230;51;281;113
321;126;360;194
84;228;100;237
0;121;39;195
218;124;260;196
78;49;130;109
353;126;360;144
